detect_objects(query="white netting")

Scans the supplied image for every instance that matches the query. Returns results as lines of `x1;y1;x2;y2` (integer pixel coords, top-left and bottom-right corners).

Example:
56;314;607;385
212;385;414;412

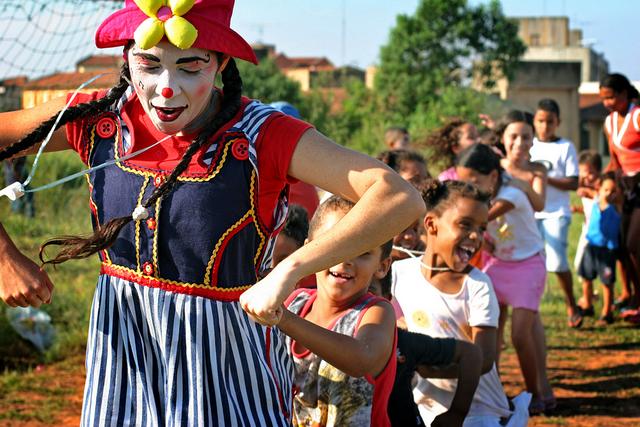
0;0;120;80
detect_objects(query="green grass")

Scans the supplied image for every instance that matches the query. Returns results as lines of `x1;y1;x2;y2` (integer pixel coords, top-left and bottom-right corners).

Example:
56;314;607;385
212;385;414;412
0;152;638;424
0;152;98;367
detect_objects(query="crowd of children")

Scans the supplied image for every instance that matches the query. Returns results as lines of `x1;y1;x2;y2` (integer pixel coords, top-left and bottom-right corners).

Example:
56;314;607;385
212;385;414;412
259;73;639;427
1;6;635;421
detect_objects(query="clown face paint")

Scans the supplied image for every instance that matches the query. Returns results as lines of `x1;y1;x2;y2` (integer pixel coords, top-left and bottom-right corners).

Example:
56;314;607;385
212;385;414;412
128;41;221;135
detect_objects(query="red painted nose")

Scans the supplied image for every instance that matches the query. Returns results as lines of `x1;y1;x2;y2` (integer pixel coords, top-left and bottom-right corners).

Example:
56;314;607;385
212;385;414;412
161;87;174;98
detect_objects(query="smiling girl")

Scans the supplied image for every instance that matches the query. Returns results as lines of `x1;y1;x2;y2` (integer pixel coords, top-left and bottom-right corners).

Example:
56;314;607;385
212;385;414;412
456;142;554;415
392;179;528;426
0;1;423;425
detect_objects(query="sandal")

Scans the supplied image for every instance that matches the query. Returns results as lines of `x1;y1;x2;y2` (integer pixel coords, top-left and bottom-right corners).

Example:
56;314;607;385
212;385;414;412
595;314;614;327
528;396;545;416
614;297;631;310
567;312;583;328
578;306;595;317
543;396;557;412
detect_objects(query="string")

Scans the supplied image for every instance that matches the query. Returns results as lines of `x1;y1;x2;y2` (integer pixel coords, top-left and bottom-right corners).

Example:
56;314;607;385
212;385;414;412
23;72;115;187
392;245;451;272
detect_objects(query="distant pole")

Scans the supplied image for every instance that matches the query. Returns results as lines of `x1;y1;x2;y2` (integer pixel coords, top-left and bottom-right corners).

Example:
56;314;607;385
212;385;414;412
341;0;346;66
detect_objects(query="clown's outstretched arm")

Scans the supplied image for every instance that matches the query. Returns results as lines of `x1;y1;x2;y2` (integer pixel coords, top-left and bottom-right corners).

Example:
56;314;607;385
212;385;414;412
0;223;54;307
0;97;70;158
0;99;68;307
240;129;425;324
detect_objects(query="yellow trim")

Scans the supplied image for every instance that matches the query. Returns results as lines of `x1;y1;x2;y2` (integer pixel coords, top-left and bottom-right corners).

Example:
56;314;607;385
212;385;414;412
135;177;150;272
103;262;253;292
249;172;267;267
203;210;253;284
152;195;162;276
114;134;234;182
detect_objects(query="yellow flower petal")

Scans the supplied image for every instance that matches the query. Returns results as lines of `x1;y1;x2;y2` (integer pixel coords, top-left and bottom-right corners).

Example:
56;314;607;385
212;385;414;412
134;18;166;50
168;0;195;16
134;0;166;18
165;16;198;49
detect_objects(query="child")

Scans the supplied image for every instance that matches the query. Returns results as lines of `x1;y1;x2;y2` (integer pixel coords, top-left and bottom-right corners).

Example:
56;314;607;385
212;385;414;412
578;172;622;325
530;99;582;329
369;273;483;427
573;151;602;290
391;220;424;262
456;143;553;415
422;118;479;182
271;204;309;268
385;126;411;150
378;149;430;187
278;196;397;426
392;179;529;426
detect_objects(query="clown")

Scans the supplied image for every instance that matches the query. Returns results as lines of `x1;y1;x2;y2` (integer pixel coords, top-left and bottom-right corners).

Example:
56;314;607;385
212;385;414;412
0;0;424;425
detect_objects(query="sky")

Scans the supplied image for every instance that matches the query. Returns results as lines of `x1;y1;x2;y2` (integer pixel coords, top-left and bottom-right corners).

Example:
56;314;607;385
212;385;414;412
230;0;640;80
0;0;638;81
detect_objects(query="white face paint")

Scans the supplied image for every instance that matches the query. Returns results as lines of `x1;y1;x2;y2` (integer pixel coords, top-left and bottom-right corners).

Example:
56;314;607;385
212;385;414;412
128;41;220;135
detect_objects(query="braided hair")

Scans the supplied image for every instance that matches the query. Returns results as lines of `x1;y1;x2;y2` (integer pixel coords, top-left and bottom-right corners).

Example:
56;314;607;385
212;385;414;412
421;178;490;217
0;63;131;162
38;58;243;265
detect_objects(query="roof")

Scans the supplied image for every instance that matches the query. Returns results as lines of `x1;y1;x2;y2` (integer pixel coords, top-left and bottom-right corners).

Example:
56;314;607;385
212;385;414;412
0;76;28;87
23;70;120;90
76;54;122;69
274;53;333;70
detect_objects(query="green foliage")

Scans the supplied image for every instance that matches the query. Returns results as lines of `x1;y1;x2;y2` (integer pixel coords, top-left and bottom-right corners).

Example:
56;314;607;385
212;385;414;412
0;152;96;367
236;57;302;105
375;0;525;120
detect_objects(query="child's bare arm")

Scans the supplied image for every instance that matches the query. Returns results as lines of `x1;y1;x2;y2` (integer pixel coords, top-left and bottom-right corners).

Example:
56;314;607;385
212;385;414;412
277;301;396;377
472;326;497;374
488;199;515;221
431;341;482;426
576;186;597;199
507;178;545;211
548;176;578;191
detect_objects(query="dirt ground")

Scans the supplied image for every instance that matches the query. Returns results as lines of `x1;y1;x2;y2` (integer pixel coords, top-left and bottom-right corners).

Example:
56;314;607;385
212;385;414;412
0;343;638;426
501;343;640;426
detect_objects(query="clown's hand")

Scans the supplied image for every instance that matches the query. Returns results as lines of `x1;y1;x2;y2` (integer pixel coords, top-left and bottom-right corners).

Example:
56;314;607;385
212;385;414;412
240;262;298;326
0;248;54;308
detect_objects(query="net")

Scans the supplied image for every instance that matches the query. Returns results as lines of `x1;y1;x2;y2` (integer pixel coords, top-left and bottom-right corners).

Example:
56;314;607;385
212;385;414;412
0;0;120;80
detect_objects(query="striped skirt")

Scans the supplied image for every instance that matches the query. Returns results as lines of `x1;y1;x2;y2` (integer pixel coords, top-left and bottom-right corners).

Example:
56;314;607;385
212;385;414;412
81;275;293;426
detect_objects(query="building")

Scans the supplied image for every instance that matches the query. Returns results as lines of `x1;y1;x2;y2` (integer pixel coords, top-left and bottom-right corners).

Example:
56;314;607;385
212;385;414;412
482;16;610;149
517;17;609;83
21;55;122;109
252;43;365;95
0;76;28;112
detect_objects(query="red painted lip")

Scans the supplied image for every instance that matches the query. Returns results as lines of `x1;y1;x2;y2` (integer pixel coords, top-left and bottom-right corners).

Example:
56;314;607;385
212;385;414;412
153;106;186;122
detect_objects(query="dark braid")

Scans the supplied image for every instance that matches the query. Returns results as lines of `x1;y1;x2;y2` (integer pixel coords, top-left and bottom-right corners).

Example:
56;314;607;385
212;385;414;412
0;62;131;162
40;58;243;265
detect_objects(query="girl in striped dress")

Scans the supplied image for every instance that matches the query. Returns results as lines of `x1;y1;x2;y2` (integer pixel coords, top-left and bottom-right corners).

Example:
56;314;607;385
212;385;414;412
0;1;424;425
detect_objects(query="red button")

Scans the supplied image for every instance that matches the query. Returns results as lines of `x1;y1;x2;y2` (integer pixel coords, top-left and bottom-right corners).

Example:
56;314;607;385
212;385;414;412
146;218;156;230
154;175;165;187
231;139;249;160
96;117;116;138
143;262;155;276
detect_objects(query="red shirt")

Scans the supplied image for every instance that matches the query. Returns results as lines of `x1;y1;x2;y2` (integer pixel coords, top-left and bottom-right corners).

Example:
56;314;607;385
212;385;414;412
605;104;640;175
65;90;313;230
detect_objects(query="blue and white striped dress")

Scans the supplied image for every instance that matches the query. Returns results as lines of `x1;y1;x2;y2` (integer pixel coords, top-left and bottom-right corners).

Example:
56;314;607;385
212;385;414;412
70;91;299;426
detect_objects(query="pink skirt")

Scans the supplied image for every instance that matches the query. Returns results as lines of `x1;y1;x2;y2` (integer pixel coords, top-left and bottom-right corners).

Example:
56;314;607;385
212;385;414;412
482;252;547;312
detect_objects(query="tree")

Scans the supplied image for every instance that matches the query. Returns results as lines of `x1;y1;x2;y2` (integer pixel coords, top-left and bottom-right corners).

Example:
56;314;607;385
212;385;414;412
375;0;525;120
236;57;302;106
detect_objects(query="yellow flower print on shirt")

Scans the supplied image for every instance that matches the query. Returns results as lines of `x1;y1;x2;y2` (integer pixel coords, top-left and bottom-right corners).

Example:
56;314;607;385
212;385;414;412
412;310;431;329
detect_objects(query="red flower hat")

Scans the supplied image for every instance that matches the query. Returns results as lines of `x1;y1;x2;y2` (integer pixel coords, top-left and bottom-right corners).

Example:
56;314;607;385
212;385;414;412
95;0;257;64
